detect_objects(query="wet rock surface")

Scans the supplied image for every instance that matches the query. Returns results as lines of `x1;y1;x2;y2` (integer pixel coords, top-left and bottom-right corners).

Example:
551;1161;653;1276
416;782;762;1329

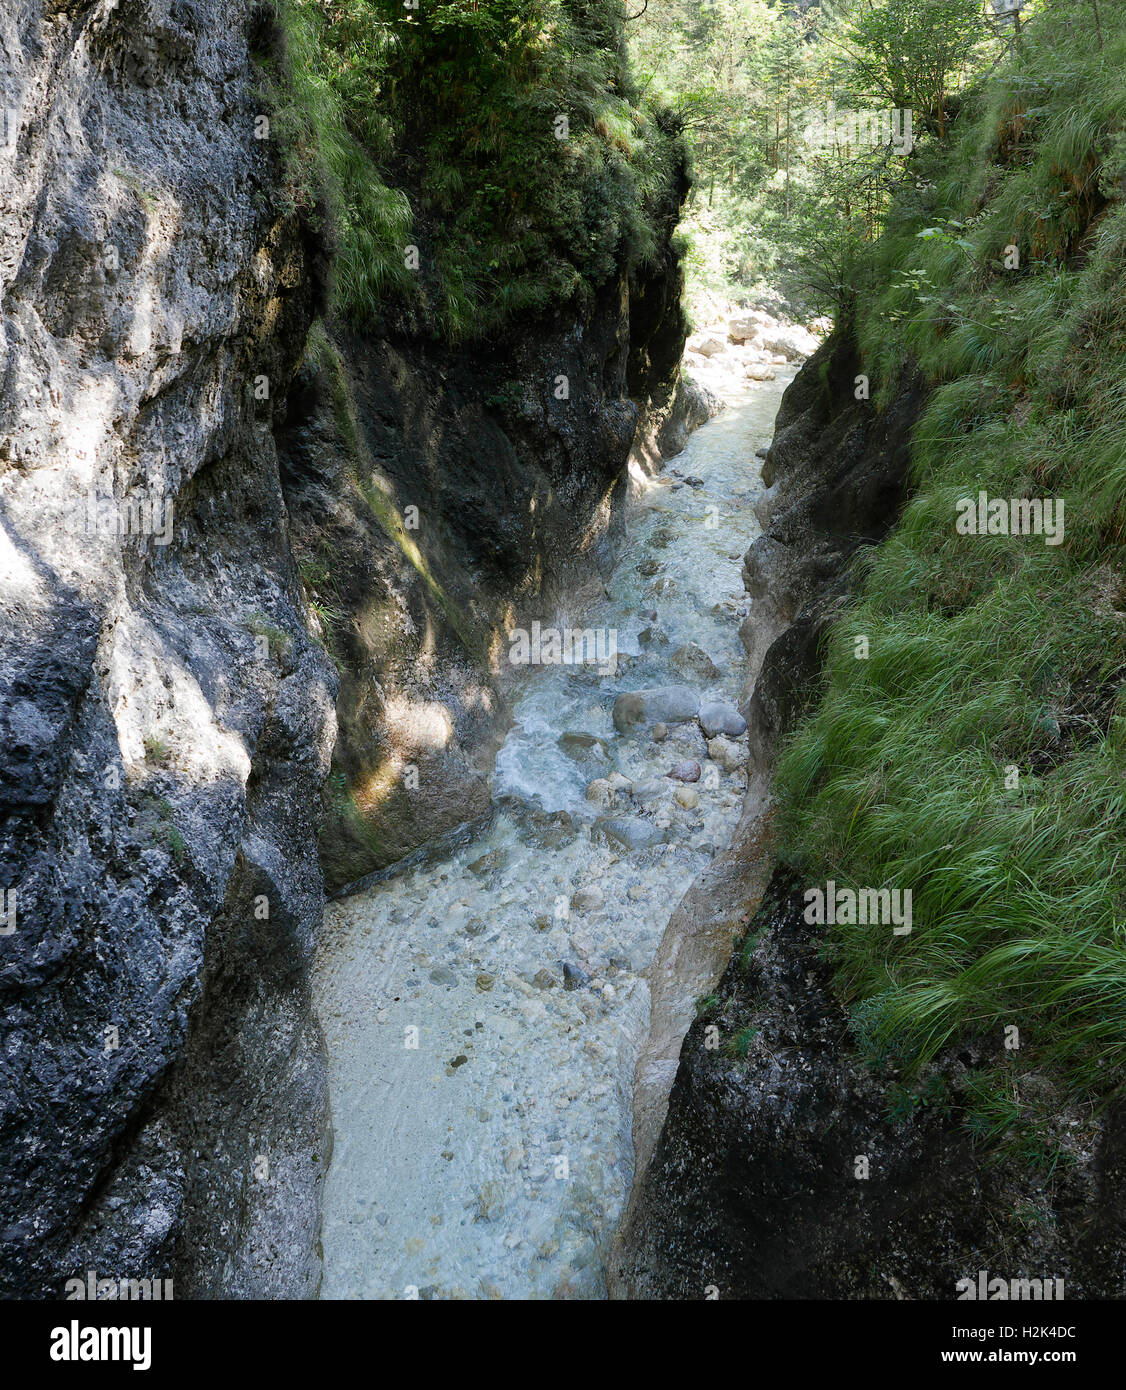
697;701;746;738
612;686;701;733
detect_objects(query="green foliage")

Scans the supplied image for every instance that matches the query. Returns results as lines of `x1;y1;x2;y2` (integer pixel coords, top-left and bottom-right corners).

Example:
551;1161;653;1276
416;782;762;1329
246;614;294;660
774;0;1126;1111
842;0;986;138
629;0;1004;317
264;0;681;338
723;1024;759;1059
138;794;187;865
262;0;416;320
142;735;171;767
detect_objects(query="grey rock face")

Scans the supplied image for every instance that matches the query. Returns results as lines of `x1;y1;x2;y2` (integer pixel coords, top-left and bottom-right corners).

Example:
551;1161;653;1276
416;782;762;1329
0;0;698;1302
0;0;336;1297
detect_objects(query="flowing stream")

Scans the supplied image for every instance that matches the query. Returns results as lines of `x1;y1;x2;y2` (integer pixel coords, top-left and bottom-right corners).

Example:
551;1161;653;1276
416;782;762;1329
313;368;793;1299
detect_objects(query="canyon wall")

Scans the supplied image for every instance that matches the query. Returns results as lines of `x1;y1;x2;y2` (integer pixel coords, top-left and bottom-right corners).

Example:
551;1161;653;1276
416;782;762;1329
0;0;695;1297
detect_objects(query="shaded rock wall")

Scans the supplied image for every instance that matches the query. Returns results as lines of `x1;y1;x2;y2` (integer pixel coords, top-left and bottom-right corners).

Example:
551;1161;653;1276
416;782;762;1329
0;0;695;1296
615;865;1126;1300
291;197;698;894
0;0;335;1297
627;148;717;472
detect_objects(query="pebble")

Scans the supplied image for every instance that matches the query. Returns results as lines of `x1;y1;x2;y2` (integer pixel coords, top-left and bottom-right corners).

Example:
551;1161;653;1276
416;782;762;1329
706;735;749;772
668;759;701;783
563;961;591;991
571;886;604;912
585;778;613;807
476;1183;505;1222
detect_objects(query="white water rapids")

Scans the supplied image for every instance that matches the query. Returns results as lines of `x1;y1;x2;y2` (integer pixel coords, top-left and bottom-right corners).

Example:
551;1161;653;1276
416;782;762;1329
313;368;792;1299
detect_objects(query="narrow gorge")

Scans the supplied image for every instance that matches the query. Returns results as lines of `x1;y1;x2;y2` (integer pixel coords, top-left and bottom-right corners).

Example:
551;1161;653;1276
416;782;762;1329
3;0;1126;1323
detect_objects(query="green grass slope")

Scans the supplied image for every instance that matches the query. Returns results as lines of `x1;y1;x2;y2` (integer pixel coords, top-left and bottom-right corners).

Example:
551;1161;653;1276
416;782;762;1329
774;2;1126;1143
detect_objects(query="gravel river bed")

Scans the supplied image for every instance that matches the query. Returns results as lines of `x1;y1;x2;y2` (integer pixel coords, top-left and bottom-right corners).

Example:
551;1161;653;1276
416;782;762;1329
314;369;792;1299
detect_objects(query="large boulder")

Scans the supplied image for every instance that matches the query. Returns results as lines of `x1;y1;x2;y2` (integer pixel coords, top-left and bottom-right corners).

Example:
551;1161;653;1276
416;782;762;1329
692;335;727;358
595;818;666;852
669;642;721;682
728;311;777;344
612;686;701;733
761;323;820;362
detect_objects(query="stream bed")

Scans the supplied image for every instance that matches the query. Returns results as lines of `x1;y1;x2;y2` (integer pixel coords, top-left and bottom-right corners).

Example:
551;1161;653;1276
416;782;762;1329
313;368;792;1299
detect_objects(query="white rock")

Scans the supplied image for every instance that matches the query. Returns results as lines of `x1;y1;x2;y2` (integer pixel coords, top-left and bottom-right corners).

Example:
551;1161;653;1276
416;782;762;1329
585;777;613;807
707;735;749;772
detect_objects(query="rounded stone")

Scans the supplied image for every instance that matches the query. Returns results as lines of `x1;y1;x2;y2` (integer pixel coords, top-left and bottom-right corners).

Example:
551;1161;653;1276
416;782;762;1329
571;886;604;913
698;701;747;738
668;759;701;783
